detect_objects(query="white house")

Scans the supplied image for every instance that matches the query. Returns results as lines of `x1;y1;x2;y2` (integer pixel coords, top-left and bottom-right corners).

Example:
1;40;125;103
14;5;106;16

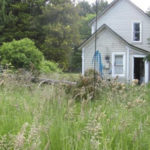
79;0;150;83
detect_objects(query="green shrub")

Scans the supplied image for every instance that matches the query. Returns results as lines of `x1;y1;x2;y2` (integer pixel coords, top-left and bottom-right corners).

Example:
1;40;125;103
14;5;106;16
40;60;62;73
0;38;43;70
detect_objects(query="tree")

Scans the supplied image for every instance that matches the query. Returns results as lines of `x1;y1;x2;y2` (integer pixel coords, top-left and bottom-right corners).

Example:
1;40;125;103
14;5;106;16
77;0;108;42
0;0;47;47
76;1;93;16
92;0;108;13
79;13;96;41
0;0;109;72
69;13;96;72
0;38;43;70
69;0;108;72
40;0;80;70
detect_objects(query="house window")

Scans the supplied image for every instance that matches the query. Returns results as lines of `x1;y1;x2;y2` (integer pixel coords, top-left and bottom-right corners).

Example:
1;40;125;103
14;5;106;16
114;55;123;74
112;52;125;77
133;22;141;42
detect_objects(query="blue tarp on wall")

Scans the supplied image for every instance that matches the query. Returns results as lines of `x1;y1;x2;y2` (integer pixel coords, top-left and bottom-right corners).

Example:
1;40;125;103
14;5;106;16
92;50;103;76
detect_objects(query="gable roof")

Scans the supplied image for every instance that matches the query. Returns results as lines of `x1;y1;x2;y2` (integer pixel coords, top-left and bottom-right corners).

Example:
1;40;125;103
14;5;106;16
79;24;150;54
89;0;150;26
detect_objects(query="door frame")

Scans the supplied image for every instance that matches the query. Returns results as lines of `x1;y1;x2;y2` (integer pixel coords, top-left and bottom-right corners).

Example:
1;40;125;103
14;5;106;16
132;55;149;83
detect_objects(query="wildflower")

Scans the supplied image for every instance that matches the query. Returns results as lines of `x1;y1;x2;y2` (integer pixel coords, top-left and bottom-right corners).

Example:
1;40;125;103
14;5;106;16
14;122;29;149
132;79;139;86
135;99;145;104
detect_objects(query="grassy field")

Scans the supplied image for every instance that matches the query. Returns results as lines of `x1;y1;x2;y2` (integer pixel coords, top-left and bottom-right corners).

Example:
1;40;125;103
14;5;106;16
0;74;150;150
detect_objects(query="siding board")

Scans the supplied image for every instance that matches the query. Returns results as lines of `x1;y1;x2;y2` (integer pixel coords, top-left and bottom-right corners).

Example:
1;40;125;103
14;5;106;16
91;0;150;51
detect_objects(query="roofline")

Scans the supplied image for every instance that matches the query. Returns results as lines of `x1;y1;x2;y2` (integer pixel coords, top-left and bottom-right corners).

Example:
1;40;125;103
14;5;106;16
127;0;150;18
89;0;119;26
78;24;106;49
89;0;150;26
78;24;150;54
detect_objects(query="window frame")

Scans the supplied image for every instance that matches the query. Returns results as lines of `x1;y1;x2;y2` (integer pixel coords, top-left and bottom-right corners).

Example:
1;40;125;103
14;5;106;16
112;52;126;77
132;21;142;43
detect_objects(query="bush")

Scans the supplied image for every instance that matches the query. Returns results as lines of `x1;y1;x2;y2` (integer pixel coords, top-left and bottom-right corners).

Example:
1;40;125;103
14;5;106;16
65;69;102;100
66;69;128;101
40;60;62;73
0;38;43;70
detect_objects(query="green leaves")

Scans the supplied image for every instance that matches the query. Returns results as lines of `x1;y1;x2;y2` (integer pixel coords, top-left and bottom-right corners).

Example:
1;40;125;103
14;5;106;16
0;0;108;72
0;0;45;46
40;0;80;70
0;38;43;70
40;60;62;73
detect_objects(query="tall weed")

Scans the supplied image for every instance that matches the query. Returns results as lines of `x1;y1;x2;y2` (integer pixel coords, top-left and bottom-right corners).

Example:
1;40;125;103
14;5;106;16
0;73;150;149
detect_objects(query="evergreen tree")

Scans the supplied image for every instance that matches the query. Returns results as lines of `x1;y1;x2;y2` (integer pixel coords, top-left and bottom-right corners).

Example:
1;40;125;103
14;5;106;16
76;1;93;16
79;13;96;41
70;0;108;72
0;0;46;46
92;0;108;13
77;0;108;41
0;0;109;72
40;0;80;70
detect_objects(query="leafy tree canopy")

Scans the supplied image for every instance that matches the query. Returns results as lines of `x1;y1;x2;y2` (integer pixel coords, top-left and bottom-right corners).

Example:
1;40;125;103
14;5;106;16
92;0;108;13
40;0;80;70
0;0;109;72
76;1;93;16
69;0;108;72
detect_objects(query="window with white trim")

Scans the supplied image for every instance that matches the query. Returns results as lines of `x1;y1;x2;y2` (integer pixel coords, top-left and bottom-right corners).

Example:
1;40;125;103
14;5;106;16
133;22;141;42
114;55;123;74
112;52;125;77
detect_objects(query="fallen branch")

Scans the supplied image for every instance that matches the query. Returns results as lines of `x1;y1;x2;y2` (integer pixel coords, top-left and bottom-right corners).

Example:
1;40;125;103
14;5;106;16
31;77;77;88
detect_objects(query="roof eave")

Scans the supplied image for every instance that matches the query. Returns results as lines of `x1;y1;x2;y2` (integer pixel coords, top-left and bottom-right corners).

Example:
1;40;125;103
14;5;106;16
88;0;120;26
78;24;107;49
79;24;150;54
89;0;150;26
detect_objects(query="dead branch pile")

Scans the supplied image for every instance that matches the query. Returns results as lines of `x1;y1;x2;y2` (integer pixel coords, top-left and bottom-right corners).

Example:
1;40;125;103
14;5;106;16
31;77;77;88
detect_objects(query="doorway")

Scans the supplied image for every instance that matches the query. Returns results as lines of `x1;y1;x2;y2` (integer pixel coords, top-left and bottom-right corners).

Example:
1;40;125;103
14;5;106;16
134;57;144;84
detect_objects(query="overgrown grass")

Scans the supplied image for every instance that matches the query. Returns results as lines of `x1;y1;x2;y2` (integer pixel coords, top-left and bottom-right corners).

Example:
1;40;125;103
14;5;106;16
0;76;150;150
40;72;80;81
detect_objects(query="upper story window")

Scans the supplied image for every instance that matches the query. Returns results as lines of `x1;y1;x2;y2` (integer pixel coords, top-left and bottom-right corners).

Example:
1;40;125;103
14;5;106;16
132;22;142;42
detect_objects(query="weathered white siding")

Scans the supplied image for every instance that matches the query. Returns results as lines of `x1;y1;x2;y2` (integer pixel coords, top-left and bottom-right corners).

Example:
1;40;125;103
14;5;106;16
84;28;128;81
83;27;148;82
91;0;150;51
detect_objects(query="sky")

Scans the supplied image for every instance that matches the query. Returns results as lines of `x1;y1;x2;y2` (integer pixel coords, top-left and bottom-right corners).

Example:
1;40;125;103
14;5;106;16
77;0;150;12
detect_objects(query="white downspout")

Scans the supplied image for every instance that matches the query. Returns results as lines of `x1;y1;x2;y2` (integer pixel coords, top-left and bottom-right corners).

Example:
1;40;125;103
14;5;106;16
145;60;149;83
126;46;130;82
82;48;85;75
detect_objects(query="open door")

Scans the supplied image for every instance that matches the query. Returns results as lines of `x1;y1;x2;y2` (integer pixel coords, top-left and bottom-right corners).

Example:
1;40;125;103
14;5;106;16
134;58;144;84
133;55;149;84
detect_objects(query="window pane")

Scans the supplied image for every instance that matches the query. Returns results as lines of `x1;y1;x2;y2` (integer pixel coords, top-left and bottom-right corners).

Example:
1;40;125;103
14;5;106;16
115;66;123;74
134;23;140;32
115;55;123;65
133;23;140;41
134;32;140;41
